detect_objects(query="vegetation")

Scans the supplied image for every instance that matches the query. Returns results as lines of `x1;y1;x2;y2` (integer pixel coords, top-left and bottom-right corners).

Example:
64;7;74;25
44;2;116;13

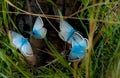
0;0;120;78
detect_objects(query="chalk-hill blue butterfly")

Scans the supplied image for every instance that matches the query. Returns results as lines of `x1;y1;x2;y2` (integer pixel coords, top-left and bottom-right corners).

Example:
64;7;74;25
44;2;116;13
68;36;88;61
30;17;47;39
9;31;33;56
59;20;88;61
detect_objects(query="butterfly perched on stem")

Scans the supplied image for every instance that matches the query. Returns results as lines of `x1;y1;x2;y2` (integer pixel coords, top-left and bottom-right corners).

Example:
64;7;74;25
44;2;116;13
59;20;88;62
30;17;47;39
9;31;36;66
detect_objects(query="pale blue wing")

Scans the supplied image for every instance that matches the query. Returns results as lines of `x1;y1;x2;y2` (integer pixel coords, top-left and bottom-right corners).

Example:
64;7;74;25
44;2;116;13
76;38;88;49
10;31;33;56
11;31;25;49
32;17;47;38
39;28;47;38
68;32;88;61
33;17;43;30
71;32;84;43
60;20;74;32
32;27;47;38
68;41;84;61
59;20;76;43
20;40;33;56
82;38;88;49
72;32;88;49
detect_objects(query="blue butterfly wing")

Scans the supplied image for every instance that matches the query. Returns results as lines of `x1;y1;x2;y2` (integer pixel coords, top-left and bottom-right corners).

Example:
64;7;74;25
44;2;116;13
72;32;88;49
38;27;47;38
72;32;84;42
68;42;84;61
82;38;88;49
59;20;76;43
68;32;88;61
11;31;24;49
32;17;47;38
21;40;33;56
10;31;33;56
33;17;43;31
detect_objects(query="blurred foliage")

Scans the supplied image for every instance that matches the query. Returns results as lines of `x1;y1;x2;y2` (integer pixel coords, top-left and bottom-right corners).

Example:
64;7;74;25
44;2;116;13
0;0;120;78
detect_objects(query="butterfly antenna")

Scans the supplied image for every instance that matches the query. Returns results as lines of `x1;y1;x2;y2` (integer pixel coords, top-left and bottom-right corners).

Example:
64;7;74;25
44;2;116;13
35;0;59;33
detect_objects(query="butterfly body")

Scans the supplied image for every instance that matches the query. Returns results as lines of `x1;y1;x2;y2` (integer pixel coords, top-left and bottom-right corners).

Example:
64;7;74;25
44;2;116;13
59;20;88;61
